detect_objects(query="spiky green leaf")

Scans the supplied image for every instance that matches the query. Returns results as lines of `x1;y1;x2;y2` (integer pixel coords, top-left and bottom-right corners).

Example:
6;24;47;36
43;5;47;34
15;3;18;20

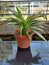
33;30;46;41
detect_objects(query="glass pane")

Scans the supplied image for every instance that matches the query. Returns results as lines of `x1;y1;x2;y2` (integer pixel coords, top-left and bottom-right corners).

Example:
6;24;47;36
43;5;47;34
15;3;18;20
14;2;28;14
0;2;13;14
1;0;28;1
30;1;49;14
0;2;28;15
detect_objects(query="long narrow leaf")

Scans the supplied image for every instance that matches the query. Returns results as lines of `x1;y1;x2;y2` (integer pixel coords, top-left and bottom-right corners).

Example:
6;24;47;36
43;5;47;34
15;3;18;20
31;27;46;34
30;20;45;26
26;10;42;23
33;30;46;41
16;6;25;22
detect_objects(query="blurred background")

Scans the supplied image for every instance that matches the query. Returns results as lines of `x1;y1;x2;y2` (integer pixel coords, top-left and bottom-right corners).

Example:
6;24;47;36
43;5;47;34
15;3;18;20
0;0;49;40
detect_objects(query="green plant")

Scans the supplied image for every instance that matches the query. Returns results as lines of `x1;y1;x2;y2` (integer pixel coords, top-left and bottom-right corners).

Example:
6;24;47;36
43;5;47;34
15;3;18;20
7;7;48;41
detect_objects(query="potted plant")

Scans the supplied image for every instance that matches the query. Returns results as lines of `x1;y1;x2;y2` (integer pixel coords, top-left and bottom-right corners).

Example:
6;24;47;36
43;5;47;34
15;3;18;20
8;7;48;49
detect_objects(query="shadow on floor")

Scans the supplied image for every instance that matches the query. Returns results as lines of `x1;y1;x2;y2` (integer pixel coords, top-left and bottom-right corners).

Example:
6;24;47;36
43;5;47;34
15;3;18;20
7;47;41;65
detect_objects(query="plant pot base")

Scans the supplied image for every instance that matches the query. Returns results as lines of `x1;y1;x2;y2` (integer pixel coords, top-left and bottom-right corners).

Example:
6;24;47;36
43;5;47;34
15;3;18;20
18;41;30;49
18;45;30;49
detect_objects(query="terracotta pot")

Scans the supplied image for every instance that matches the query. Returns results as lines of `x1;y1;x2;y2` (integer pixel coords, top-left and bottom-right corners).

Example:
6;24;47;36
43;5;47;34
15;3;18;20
14;30;34;49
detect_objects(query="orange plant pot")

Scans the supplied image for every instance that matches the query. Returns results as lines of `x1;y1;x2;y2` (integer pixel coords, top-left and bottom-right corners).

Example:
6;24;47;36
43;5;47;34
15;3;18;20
14;30;34;49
